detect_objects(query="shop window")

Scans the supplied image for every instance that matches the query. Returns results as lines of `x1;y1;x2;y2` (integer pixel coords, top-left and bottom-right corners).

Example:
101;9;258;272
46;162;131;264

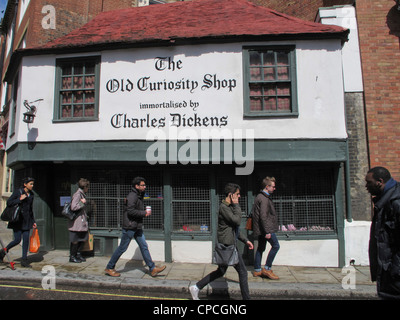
243;46;298;117
54;56;100;122
78;168;164;231
171;171;211;233
254;165;337;237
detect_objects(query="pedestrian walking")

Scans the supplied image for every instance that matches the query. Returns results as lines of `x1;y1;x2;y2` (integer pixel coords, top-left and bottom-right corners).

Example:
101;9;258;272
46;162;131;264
105;177;166;277
190;183;253;300
0;177;36;267
68;178;90;263
252;176;280;280
365;166;400;299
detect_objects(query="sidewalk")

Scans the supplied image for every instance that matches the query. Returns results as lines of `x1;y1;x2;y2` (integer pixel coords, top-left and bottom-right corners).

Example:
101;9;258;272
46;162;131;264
0;226;377;300
0;249;377;300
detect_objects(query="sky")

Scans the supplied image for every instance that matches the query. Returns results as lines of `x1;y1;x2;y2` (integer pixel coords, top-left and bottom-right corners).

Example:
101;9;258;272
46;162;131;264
0;0;7;20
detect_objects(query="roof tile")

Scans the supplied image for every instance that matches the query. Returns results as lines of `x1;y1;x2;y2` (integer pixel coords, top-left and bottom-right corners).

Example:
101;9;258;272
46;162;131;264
32;0;348;50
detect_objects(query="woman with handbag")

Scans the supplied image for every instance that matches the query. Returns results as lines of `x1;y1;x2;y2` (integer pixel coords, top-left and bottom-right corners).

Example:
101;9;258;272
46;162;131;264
0;177;37;267
189;183;253;300
68;178;90;263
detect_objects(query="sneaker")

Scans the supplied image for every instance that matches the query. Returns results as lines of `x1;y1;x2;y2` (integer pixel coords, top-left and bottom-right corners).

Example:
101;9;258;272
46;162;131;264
105;268;121;277
150;265;166;277
189;285;200;300
262;268;279;280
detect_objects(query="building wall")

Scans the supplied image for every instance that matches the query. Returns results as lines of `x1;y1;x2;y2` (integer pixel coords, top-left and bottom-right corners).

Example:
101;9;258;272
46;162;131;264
357;0;400;178
9;40;346;148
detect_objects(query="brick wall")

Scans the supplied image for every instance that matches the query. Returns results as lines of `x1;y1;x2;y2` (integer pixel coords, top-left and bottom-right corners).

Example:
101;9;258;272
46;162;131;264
249;0;323;21
16;0;137;48
357;0;400;179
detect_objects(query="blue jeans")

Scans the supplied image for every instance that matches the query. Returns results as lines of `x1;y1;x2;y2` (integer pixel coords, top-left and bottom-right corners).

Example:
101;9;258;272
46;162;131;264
106;229;155;271
254;233;280;271
6;230;30;260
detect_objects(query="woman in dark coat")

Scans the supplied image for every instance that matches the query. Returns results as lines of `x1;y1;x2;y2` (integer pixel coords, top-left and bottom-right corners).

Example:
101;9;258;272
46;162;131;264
0;177;37;267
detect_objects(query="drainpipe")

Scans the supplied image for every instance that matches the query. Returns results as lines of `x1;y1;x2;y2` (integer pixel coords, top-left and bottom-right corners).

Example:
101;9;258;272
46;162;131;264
345;137;352;222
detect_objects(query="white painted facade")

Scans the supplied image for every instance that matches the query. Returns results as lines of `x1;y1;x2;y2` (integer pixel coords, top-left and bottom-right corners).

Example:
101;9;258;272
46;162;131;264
8;37;353;267
10;39;346;148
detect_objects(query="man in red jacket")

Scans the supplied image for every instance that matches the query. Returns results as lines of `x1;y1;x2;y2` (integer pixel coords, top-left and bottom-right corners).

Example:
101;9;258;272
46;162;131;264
252;176;280;280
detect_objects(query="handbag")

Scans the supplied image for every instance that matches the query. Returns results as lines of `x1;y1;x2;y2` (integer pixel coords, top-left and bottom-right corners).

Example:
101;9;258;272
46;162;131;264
81;232;94;252
29;228;40;253
1;204;21;223
245;217;252;231
61;202;77;220
213;227;239;266
245;203;254;231
212;242;239;266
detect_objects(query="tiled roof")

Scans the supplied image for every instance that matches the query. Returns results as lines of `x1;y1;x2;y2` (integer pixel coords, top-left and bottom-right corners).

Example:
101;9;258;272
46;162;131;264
32;0;348;51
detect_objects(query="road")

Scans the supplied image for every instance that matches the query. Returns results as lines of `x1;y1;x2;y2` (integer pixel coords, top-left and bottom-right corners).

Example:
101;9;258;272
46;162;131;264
0;280;190;300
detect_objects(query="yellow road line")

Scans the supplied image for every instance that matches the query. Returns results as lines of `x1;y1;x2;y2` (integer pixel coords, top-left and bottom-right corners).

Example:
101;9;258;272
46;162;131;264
0;283;188;300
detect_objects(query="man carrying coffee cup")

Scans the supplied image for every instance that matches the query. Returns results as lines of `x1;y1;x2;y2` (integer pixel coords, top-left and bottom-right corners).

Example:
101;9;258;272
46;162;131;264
105;177;166;277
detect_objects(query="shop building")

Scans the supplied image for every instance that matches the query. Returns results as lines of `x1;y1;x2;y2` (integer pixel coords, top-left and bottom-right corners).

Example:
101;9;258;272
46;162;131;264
3;0;351;266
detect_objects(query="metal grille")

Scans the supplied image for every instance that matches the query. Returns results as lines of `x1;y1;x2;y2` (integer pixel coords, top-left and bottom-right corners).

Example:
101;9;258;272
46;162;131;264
255;165;337;236
274;195;335;234
78;168;163;231
171;171;211;232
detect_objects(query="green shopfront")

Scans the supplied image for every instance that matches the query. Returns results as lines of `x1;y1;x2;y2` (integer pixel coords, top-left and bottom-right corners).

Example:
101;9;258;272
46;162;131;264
6;139;348;266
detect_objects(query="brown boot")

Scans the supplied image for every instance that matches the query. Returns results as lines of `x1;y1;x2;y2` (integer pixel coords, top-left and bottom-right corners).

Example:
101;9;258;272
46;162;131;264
262;268;279;280
105;268;121;277
150;265;166;277
253;270;262;277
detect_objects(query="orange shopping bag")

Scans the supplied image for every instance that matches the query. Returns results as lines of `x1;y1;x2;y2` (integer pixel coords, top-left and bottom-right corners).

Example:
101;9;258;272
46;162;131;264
29;228;40;253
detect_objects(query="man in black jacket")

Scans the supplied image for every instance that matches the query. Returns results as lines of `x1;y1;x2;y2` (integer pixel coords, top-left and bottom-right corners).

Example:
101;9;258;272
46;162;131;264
366;167;400;299
105;177;166;277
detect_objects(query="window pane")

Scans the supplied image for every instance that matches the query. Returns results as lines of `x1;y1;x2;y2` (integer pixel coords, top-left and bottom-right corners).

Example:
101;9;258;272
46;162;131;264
277;97;291;110
85;63;95;74
277;67;289;80
74;91;83;103
85;104;95;117
264;67;275;81
74;64;83;75
85;91;95;103
263;83;275;96
85;75;95;88
73;76;83;89
277;52;289;65
61;92;72;104
249;83;262;96
250;67;261;81
250;97;262;111
62;105;72;118
264;97;277;110
250;51;261;66
263;51;274;66
73;105;83;117
62;66;72;75
62;77;72;89
277;83;290;95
